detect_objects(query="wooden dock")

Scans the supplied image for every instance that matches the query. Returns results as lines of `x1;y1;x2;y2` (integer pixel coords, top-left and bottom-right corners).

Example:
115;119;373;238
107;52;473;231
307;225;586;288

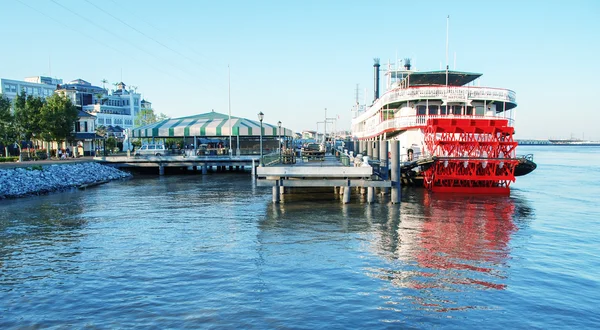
256;152;394;204
95;154;259;175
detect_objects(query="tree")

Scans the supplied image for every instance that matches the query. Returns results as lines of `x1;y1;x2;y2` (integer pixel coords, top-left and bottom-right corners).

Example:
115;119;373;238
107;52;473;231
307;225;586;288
96;125;107;139
39;93;79;147
13;92;44;143
0;94;16;157
135;108;169;127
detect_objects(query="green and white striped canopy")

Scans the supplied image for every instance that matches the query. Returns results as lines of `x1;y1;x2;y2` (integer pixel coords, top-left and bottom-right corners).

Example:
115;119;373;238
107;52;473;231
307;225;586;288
131;111;293;138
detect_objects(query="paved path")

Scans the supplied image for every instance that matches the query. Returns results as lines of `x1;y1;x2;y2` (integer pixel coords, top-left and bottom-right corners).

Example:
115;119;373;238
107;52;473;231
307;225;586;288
0;157;96;169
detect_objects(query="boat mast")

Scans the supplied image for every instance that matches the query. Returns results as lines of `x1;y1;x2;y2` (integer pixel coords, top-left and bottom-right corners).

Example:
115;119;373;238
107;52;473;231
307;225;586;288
445;15;449;88
445;15;450;111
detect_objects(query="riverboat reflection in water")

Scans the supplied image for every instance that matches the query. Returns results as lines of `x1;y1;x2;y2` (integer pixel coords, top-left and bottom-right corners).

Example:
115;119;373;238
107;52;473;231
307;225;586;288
260;187;533;317
2;146;598;329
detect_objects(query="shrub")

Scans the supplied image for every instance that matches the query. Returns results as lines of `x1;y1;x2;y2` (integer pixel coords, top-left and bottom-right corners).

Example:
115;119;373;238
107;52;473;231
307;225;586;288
0;156;19;163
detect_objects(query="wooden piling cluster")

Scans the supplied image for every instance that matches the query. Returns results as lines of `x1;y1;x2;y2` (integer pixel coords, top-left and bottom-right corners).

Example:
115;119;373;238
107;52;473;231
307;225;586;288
257;140;402;204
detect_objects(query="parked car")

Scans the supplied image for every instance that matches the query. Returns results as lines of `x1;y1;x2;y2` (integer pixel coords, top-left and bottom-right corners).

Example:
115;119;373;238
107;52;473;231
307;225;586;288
134;144;167;156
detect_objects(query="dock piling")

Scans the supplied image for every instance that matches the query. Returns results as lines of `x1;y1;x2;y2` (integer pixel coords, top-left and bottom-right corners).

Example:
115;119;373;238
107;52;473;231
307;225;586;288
272;181;280;203
343;186;351;204
390;140;401;204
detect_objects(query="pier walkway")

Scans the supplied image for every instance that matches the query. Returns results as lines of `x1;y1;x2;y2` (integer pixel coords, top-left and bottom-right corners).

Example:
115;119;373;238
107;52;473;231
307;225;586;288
256;151;394;204
95;154;259;175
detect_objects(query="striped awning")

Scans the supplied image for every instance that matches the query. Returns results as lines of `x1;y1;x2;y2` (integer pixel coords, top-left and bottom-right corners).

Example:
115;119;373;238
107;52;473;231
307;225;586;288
131;111;294;138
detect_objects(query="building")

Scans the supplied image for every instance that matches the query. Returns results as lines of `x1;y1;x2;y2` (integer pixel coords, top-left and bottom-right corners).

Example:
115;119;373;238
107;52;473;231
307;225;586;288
131;111;292;156
55;80;142;130
24;76;63;86
82;81;140;129
0;76;62;103
56;78;105;107
72;110;98;156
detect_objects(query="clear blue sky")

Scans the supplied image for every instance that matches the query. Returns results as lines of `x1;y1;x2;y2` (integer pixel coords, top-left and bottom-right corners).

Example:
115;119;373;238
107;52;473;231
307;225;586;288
2;0;599;140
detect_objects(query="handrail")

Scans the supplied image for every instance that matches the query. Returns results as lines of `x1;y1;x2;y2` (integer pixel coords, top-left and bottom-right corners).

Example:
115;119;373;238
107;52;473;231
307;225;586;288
354;114;515;139
262;152;281;166
354;85;516;123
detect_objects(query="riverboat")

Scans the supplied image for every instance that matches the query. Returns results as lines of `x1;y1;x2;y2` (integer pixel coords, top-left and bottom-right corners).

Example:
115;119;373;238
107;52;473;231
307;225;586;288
351;58;535;194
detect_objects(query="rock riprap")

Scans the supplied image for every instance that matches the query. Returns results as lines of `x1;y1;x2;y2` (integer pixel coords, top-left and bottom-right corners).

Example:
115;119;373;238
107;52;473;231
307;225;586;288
0;162;132;199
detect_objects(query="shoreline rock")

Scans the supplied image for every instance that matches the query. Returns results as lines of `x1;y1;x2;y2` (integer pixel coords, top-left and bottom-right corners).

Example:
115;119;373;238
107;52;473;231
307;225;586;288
0;162;132;200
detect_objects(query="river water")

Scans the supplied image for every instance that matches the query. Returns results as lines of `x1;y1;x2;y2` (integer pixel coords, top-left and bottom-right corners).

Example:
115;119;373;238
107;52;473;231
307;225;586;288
1;146;599;329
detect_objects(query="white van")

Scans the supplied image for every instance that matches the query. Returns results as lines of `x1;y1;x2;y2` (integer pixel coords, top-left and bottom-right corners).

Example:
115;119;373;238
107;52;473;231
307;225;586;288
134;144;167;156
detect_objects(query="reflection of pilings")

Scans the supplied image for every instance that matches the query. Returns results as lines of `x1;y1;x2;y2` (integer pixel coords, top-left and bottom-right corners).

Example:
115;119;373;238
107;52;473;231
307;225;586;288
272;180;280;203
343;186;350;204
159;165;165;176
367;187;374;203
390;140;401;204
252;159;256;177
202;164;207;175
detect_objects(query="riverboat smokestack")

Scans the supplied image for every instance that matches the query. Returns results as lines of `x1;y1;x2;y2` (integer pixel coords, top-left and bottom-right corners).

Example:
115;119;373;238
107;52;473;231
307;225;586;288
404;58;411;71
373;58;380;102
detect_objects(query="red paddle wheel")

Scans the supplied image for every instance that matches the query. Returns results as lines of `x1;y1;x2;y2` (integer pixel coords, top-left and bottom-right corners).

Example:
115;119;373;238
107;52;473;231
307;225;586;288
422;118;518;194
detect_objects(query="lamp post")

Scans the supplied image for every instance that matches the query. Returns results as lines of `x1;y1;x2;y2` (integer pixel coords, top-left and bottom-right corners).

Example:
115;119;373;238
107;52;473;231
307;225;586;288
258;111;264;166
277;120;282;162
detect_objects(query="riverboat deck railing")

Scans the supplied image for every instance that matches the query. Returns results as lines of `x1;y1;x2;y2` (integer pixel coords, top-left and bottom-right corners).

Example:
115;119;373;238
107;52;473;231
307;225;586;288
359;86;516;121
354;114;515;139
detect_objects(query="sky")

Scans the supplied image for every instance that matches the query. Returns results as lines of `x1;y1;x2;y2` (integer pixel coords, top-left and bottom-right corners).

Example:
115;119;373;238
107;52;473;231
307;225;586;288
1;0;599;140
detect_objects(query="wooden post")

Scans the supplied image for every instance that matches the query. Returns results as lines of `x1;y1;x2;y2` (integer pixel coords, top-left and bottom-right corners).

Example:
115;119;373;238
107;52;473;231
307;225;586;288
367;187;374;204
390;140;401;204
272;180;280;203
380;139;389;195
343;186;351;204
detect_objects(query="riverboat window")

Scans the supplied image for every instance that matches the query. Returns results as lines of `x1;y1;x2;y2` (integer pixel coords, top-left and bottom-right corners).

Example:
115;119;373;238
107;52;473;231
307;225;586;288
382;110;393;120
440;106;447;115
475;106;485;115
428;105;438;115
417;106;427;115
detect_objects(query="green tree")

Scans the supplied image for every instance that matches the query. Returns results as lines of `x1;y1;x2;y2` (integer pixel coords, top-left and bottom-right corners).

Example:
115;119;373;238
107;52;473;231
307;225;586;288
39;93;78;146
135;108;169;127
106;136;117;152
13;92;44;143
95;125;107;139
0;94;16;157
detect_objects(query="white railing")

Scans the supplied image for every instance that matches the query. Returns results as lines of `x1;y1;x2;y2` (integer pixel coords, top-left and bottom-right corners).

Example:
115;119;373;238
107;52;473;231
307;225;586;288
353;114;515;139
354;86;516;123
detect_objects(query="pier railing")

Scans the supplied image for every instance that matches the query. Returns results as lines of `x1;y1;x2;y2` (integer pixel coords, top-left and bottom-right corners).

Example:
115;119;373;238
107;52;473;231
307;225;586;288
261;152;281;166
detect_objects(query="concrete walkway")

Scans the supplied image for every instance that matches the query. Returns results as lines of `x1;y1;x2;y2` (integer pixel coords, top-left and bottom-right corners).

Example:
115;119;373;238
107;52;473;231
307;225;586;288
0;157;95;169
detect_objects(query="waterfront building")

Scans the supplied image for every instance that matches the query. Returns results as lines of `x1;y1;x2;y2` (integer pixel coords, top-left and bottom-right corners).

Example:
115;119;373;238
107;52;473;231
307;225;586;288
0;76;62;103
82;81;140;129
56;80;142;130
72;110;98;156
131;111;292;156
302;130;317;140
